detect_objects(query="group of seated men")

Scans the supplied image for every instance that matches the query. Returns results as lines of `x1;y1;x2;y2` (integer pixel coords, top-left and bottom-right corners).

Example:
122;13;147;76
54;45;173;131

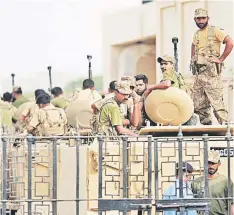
0;54;199;137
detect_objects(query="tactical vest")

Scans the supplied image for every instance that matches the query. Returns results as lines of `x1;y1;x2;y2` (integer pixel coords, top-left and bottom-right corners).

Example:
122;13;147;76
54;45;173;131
194;26;219;64
90;98;119;137
36;107;67;136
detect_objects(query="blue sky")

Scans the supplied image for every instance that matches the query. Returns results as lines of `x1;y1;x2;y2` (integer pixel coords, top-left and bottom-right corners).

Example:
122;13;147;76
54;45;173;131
0;0;141;93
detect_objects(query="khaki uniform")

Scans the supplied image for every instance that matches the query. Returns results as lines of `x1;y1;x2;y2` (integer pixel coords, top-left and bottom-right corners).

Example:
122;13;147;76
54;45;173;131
98;98;123;136
76;89;102;101
12;95;29;108
29;104;67;136
51;95;70;110
0;101;17;127
94;92;133;122
97;81;132;136
192;21;228;125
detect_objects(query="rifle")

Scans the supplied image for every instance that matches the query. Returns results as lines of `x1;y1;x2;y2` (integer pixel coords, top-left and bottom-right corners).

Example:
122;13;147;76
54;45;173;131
11;73;15;88
47;66;53;93
172;37;179;73
87;55;92;80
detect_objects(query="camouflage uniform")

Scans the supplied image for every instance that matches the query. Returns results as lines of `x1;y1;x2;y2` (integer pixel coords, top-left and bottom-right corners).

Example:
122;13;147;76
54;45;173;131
29;104;68;136
191;8;228;125
97;81;132;137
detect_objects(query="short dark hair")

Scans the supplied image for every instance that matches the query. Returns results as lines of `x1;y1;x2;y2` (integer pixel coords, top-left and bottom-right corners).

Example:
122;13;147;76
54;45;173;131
134;74;148;84
109;80;117;91
13;87;22;94
175;162;193;176
2;92;12;102
34;89;45;99
51;87;63;97
36;93;51;105
83;79;94;89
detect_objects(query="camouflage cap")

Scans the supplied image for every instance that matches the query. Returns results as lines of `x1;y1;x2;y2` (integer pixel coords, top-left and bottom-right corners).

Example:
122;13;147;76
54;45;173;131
194;8;208;18
121;76;136;87
208;150;220;163
157;54;176;64
115;81;132;95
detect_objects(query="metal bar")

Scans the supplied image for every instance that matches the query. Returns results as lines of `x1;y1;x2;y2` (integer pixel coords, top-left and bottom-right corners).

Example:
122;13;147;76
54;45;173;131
98;136;103;215
52;139;57;215
76;137;81;215
148;136;152;215
226;133;232;214
203;134;209;197
1;138;7;215
27;135;34;215
122;136;128;215
154;138;159;215
177;130;185;215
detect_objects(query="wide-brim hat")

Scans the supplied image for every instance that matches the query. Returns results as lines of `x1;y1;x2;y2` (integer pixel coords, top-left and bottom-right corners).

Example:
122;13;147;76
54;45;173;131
144;87;194;125
65;99;94;128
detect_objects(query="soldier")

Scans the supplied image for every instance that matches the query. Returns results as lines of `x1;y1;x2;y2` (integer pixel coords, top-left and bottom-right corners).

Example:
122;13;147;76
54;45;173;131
191;8;233;125
91;78;139;128
138;55;197;127
12;86;29;108
97;81;137;137
51;87;70;109
16;89;45;130
192;150;234;215
27;93;68;136
0;92;18;127
77;79;102;101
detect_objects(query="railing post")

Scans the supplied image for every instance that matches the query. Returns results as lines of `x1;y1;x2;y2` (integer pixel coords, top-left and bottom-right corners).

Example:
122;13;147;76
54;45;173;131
52;138;57;215
1;137;7;215
202;134;209;215
27;135;34;215
122;135;128;215
147;135;152;215
76;136;81;215
98;135;103;215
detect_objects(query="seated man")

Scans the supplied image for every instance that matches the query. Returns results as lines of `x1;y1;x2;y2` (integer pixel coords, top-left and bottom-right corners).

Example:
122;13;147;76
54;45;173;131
97;81;137;137
27;93;68;136
139;55;197;126
51;87;70;109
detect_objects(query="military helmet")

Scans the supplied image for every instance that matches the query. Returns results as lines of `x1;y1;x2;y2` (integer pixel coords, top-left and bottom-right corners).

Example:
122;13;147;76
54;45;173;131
144;87;194;125
65;99;94;129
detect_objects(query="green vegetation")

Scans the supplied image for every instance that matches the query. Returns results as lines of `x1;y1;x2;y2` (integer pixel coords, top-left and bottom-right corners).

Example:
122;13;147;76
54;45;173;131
64;75;103;93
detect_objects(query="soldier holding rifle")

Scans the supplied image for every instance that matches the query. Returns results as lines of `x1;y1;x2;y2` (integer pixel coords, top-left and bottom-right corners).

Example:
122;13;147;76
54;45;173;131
190;8;233;125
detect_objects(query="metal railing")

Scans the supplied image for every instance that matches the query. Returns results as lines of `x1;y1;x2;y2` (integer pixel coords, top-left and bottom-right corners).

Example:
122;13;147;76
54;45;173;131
0;130;233;215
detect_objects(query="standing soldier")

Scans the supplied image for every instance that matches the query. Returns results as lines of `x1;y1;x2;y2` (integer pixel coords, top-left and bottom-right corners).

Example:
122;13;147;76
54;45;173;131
191;8;233;125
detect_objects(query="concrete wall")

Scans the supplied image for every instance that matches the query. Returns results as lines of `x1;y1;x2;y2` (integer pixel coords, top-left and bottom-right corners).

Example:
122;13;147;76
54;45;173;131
102;0;234;121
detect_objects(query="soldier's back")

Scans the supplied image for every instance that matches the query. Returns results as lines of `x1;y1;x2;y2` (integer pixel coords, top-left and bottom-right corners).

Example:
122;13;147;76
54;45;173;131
51;96;70;110
12;95;29;108
37;104;68;136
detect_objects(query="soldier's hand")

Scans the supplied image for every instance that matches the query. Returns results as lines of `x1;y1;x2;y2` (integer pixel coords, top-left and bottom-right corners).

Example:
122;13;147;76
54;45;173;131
210;56;223;64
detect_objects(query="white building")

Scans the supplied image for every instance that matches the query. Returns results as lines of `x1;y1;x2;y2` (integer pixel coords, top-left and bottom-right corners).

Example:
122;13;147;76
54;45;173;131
102;0;234;121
